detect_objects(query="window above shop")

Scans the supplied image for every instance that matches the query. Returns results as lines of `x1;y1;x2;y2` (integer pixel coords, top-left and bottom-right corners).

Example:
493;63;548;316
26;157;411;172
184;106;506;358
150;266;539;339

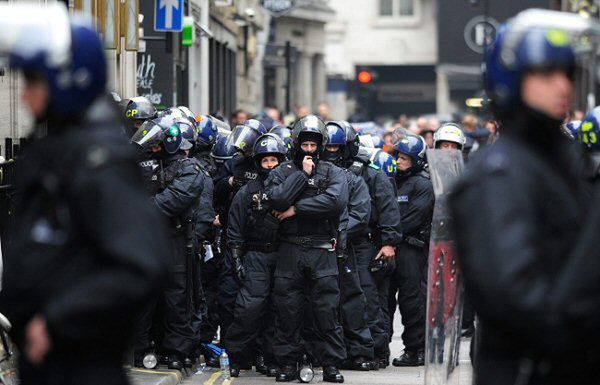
379;0;416;17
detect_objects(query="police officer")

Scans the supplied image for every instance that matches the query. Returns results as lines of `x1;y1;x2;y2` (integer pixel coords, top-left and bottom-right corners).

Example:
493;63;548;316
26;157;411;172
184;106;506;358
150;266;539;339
449;11;598;384
322;122;374;371
265;115;347;383
0;5;167;384
123;96;158;138
390;134;433;367
329;122;402;369
226;133;288;378
132;117;205;370
213;122;263;351
433;123;467;151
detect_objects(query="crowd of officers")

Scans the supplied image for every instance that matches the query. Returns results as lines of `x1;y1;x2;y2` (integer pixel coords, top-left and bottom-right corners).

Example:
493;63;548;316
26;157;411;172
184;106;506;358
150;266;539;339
123;97;470;383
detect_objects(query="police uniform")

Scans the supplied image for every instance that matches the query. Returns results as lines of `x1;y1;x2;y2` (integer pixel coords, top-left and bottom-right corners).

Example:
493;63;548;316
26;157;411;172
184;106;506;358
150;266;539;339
213;154;259;349
266;159;348;368
1;96;168;385
346;155;403;365
151;152;205;362
391;169;433;356
225;177;279;368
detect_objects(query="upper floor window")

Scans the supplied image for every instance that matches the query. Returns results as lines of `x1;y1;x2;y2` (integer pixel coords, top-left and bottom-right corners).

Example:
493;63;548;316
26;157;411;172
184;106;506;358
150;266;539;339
379;0;416;17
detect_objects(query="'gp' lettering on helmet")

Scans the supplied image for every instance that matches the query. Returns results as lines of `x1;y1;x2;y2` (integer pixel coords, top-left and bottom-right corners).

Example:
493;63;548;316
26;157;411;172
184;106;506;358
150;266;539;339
126;109;139;117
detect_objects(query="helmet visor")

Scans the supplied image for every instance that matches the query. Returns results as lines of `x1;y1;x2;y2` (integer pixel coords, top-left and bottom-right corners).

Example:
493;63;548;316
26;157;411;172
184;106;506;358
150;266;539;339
131;122;164;149
230;125;261;155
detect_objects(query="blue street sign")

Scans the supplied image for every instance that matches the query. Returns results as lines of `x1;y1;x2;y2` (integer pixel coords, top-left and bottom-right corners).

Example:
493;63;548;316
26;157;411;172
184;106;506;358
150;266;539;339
154;0;183;32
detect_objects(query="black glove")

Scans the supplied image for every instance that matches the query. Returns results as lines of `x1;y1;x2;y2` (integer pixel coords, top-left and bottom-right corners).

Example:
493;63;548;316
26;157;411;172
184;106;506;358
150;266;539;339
232;176;245;189
231;246;246;285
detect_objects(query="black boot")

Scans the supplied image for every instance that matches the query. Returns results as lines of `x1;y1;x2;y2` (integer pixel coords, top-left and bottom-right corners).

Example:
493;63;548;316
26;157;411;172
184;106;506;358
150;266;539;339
378;357;389;369
230;364;240;378
392;350;424;367
167;354;183;371
275;365;297;382
341;357;370;371
254;355;268;374
267;364;279;377
183;357;194;368
322;366;344;383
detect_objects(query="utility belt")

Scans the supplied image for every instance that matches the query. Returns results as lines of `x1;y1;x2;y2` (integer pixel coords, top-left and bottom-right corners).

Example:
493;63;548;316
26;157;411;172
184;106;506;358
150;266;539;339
281;236;336;251
246;242;279;253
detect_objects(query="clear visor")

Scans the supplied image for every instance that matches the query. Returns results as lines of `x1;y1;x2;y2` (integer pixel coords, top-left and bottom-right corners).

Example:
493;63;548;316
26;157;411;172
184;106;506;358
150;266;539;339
131;123;164;149
230;125;260;154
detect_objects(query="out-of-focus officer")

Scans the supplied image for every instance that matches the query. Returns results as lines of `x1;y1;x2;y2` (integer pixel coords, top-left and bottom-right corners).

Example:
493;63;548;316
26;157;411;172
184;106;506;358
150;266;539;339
449;11;600;384
0;5;167;384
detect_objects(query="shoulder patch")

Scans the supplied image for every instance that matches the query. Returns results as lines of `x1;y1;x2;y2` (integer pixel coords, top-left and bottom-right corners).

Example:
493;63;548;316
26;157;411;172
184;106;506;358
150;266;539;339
368;163;380;170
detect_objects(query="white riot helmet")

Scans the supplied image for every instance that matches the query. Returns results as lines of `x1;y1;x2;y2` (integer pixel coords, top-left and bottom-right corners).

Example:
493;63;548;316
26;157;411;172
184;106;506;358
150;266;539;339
433;123;466;150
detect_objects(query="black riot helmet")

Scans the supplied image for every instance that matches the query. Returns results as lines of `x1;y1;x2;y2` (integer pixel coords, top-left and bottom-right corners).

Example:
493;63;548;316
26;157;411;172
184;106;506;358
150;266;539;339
291;115;327;161
253;133;287;178
125;96;157;122
253;133;287;163
338;121;361;162
131;116;183;155
229;123;263;157
243;119;268;134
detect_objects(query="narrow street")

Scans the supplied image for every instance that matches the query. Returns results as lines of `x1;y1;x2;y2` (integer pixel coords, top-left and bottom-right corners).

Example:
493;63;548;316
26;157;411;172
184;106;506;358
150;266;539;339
129;310;473;385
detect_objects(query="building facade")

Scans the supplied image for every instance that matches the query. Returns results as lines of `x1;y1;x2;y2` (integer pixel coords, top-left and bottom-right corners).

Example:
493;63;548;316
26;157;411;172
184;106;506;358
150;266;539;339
325;0;438;121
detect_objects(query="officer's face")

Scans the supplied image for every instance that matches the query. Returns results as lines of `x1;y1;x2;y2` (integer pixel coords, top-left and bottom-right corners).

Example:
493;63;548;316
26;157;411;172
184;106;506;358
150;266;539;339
325;145;340;153
397;153;413;172
301;141;318;153
260;155;279;170
521;70;574;120
22;75;49;119
439;141;458;151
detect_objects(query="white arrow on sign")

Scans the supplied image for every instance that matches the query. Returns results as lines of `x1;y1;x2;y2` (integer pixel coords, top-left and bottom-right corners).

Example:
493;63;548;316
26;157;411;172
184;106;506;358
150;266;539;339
159;0;180;29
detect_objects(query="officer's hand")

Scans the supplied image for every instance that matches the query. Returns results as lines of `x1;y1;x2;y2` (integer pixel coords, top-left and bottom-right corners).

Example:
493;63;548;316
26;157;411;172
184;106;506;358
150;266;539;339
229;176;235;186
378;245;396;261
214;215;221;227
277;206;296;220
25;315;51;365
234;258;246;284
302;156;315;175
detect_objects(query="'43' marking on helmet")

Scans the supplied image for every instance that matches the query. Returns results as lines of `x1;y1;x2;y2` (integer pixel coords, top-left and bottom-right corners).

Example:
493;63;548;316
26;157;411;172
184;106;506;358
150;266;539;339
581;121;598;144
239;141;247;149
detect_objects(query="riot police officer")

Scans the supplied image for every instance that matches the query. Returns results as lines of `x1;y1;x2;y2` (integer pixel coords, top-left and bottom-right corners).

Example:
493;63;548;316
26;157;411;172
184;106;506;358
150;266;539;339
322;122;374;371
391;134;433;367
226;133;288;378
433;123;467;151
327;122;402;369
265;115;347;383
0;5;167;384
213;122;263;351
449;11;599;384
132;118;205;370
123;96;158;138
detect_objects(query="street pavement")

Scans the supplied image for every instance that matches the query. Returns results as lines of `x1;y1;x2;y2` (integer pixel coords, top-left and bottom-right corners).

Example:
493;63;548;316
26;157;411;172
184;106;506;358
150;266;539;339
129;309;473;385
